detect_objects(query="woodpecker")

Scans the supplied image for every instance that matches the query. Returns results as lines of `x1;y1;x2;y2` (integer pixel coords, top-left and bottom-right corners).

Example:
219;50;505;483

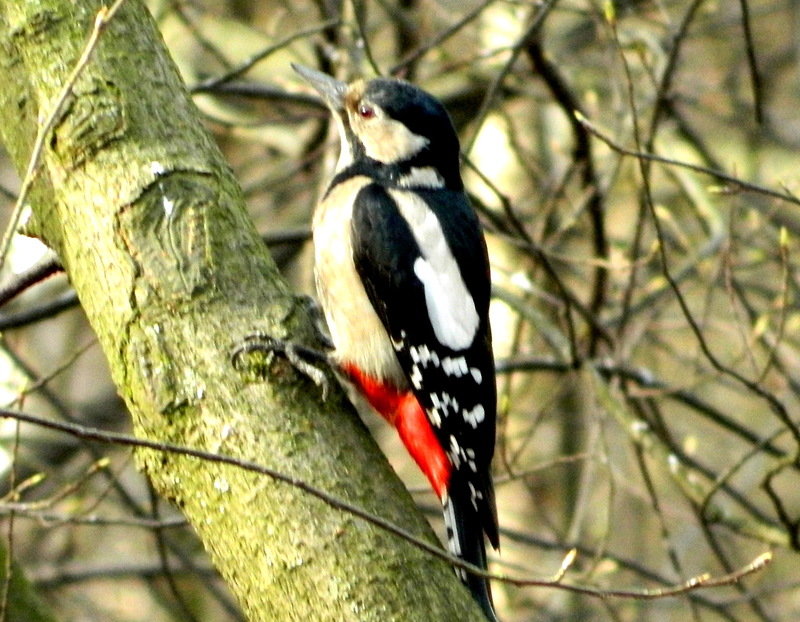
294;64;499;621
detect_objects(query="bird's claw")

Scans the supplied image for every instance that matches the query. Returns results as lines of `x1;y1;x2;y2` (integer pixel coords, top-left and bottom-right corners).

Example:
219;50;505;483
231;332;331;399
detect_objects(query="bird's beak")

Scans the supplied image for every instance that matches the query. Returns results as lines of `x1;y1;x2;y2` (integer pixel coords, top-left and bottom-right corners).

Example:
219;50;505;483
292;64;347;111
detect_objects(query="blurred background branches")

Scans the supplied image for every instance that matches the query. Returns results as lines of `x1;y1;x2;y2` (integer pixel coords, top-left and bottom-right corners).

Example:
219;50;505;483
1;0;800;619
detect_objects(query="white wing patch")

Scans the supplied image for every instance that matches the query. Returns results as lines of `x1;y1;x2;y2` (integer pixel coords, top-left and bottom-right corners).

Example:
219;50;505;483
391;190;479;350
413;258;480;349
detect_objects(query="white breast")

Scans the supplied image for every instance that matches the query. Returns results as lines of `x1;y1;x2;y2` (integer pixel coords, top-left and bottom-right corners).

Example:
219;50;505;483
313;176;407;387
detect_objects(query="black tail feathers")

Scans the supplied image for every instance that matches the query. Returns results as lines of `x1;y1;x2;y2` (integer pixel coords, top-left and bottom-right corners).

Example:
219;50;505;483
443;480;499;622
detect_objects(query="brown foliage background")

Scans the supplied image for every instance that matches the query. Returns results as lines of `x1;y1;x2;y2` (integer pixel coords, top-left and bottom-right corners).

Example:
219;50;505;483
1;0;800;620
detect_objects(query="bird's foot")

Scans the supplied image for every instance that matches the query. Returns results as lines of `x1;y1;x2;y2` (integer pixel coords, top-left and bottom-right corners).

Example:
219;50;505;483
231;332;332;399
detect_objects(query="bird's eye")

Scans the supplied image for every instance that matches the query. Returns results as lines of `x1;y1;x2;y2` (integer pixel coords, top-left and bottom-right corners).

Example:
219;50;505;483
357;103;375;119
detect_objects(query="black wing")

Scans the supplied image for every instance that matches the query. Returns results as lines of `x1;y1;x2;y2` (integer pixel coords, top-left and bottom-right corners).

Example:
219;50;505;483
351;182;498;548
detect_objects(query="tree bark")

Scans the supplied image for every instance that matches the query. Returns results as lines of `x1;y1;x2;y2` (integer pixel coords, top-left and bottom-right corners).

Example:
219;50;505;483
0;1;486;620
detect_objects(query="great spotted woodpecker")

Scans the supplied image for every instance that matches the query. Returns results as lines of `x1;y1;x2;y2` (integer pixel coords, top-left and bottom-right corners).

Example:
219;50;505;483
294;64;499;621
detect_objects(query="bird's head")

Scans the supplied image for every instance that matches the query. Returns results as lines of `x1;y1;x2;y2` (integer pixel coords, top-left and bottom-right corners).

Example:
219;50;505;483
294;64;463;190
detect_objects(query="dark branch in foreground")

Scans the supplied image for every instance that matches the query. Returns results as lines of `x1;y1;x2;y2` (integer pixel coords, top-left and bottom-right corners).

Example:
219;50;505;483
0;407;771;600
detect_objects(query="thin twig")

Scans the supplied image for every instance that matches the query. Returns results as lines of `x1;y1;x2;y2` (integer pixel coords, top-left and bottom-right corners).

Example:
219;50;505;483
0;422;21;622
737;0;763;124
463;0;559;155
756;228;789;383
576;114;800;210
0;406;772;598
602;10;800;446
525;36;608;356
0;253;63;309
148;484;200;622
388;0;498;76
0;0;128;270
191;19;340;92
350;0;381;76
0;507;187;530
0;458;109;512
0;290;79;331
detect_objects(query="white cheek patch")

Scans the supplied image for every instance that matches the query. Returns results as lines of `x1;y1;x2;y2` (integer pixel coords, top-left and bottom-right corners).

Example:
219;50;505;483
355;113;429;164
391;190;479;351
